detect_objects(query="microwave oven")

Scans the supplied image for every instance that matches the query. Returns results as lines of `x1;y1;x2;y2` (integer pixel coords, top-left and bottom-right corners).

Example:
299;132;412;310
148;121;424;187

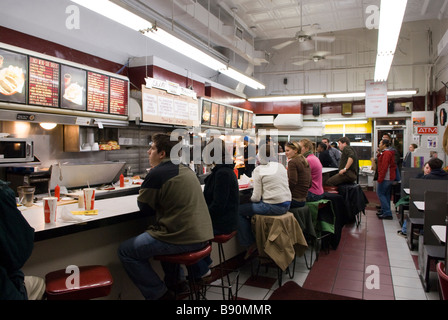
0;138;34;163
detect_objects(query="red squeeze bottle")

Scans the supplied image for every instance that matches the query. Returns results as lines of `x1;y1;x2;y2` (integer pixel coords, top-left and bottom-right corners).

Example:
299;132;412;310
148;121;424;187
120;174;125;188
55;184;60;201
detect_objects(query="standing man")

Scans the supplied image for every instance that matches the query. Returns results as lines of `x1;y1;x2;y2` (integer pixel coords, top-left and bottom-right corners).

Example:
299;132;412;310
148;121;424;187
322;137;341;168
376;139;397;220
118;133;213;300
325;137;358;186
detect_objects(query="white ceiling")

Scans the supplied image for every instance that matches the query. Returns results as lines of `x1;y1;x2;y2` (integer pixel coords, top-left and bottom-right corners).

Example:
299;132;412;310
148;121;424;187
136;0;448;50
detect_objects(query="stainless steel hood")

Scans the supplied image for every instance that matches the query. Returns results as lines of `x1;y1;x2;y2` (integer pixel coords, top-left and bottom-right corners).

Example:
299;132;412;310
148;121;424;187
49;161;126;190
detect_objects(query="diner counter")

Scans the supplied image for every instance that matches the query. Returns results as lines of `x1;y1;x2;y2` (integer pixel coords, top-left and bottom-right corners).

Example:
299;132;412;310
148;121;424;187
20;194;141;241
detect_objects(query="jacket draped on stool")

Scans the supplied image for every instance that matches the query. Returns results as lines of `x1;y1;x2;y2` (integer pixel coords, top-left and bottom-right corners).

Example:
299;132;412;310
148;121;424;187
252;212;308;271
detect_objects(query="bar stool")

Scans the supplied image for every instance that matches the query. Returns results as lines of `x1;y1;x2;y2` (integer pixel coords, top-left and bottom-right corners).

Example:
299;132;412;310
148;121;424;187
45;265;113;300
304;200;335;269
154;243;212;300
251;212;308;286
323;185;339;194
210;231;239;300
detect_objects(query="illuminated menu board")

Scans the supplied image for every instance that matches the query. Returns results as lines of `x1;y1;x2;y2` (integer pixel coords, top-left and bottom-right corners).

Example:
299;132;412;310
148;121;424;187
224;107;232;128
231;109;238;128
218;104;226;127
109;77;128;115
210;103;219;126
201;100;211;125
28;57;60;107
60;65;86;111
0;48;27;104
87;72;109;113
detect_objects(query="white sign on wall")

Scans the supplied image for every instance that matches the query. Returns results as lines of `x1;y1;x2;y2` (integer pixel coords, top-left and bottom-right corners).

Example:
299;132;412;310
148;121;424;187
365;80;388;117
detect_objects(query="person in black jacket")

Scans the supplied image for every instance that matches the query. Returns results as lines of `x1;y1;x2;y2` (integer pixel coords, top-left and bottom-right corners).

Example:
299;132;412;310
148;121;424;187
422;157;448;180
190;138;240;279
317;142;336;168
0;180;45;300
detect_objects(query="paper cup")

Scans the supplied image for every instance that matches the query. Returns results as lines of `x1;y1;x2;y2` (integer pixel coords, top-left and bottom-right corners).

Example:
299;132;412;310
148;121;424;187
43;197;58;224
83;188;95;210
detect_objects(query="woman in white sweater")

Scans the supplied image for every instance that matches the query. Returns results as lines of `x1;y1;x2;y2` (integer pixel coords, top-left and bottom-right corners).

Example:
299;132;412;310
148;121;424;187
237;143;291;258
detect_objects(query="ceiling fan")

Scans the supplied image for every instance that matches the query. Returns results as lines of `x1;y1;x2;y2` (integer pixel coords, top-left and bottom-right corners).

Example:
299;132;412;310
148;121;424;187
272;1;335;51
291;51;344;66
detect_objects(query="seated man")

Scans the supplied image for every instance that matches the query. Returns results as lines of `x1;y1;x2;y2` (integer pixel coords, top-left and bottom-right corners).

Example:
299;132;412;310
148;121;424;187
325;137;358;186
118;133;214;300
0;180;45;300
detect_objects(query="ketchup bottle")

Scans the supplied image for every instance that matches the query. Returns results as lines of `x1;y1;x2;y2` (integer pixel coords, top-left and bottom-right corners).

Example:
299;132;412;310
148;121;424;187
55;184;60;201
120;174;125;188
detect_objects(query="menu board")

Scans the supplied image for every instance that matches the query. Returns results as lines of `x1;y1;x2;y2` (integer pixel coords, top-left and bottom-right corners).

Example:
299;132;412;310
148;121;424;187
243;112;249;130
87;71;109;113
201;100;211;125
60;65;86;110
142;85;199;127
28;57;59;107
0;48;27;104
109;77;128;115
231;109;238;128
237;110;244;129
210;103;219;126
218;104;226;127
225;107;232;128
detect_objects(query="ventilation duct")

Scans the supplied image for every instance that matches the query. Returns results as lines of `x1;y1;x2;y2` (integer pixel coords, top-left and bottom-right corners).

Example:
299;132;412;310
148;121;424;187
274;114;304;129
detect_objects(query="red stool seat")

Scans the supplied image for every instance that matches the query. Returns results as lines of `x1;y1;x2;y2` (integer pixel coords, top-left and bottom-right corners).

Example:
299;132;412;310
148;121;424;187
323;186;338;194
212;231;237;244
45;265;113;300
154;243;212;266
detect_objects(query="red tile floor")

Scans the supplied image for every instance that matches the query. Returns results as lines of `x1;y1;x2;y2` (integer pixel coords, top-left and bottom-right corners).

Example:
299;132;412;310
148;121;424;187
204;190;440;300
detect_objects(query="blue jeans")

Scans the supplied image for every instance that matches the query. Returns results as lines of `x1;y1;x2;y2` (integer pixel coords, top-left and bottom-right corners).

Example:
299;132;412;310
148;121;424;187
118;232;208;300
290;199;305;208
306;191;324;202
377;180;393;217
237;201;290;247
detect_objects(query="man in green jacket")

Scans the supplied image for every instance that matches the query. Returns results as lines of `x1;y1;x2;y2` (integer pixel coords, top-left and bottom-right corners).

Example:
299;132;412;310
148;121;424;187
118;133;213;300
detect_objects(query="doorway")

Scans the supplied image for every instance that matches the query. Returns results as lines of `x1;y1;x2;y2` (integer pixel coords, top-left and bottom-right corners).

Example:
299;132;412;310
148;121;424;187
375;126;406;167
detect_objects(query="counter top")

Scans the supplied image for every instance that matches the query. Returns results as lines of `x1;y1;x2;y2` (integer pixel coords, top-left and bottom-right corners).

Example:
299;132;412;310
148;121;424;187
21;194;141;241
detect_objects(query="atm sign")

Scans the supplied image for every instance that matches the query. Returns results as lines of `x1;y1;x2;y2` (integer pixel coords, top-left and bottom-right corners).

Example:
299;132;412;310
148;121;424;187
417;127;438;134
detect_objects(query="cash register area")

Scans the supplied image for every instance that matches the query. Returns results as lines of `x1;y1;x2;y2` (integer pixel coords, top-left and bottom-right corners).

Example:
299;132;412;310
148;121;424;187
205;190;439;301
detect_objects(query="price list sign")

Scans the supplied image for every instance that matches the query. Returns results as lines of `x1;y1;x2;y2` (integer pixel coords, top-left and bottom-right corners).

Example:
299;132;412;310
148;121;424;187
109;77;128;115
87;72;109;113
29;57;59;107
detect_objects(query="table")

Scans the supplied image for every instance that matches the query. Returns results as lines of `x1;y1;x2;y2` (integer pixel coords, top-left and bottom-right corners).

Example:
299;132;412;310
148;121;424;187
414;201;425;211
431;225;446;243
322;167;338;174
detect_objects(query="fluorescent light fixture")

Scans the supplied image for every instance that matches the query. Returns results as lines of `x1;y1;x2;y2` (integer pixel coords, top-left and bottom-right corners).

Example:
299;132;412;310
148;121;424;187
248;94;324;102
374;0;408;81
219;67;265;90
387;89;417;96
325;120;368;125
326;92;366;99
326;89;417;99
71;0;151;31
71;0;266;90
143;27;227;71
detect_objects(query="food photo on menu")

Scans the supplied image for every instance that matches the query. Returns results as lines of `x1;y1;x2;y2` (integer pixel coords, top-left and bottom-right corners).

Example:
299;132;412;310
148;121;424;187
0;48;27;104
60;65;86;110
201;100;211;125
